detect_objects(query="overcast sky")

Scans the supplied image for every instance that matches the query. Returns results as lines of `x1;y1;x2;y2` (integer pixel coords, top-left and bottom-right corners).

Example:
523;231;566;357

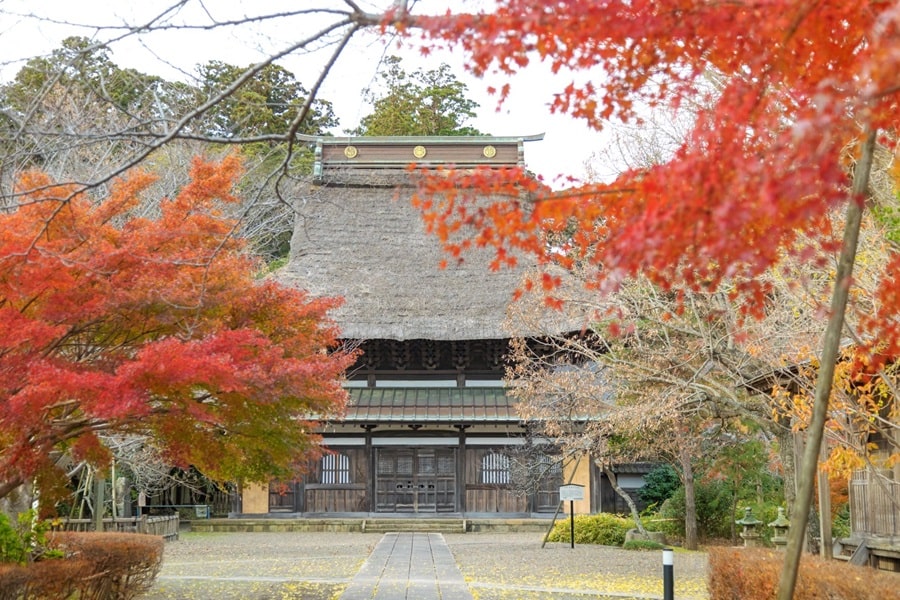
0;0;613;186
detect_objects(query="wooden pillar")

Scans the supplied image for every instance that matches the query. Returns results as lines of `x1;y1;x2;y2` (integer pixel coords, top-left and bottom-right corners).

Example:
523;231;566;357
92;476;105;531
524;426;536;514
365;425;376;513
456;425;467;514
296;475;305;514
818;442;833;558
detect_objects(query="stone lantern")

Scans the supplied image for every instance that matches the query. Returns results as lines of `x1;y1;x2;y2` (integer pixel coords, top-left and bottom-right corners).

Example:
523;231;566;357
736;507;763;547
768;507;791;549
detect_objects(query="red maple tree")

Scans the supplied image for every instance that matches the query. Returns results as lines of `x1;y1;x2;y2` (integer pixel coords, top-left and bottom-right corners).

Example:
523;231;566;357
0;155;353;502
402;1;898;336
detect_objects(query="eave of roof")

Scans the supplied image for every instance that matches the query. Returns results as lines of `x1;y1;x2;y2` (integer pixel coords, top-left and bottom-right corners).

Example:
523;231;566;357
340;387;520;423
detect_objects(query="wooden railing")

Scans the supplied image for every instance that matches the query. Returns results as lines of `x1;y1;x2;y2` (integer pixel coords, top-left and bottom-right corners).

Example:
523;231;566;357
55;515;180;540
850;469;900;538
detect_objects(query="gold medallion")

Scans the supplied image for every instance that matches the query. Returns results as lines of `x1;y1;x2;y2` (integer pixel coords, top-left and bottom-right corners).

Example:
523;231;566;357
482;145;497;158
413;145;427;159
343;145;358;159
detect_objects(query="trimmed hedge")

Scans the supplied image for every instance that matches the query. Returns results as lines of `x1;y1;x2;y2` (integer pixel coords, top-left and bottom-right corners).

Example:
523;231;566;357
547;513;633;546
708;547;897;600
0;532;163;600
0;558;89;600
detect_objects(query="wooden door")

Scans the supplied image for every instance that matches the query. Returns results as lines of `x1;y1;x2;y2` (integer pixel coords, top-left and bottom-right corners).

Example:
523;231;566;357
375;448;456;513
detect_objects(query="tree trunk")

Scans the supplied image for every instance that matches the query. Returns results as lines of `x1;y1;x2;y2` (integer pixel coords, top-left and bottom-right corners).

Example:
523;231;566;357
0;481;31;520
603;466;648;536
775;427;798;518
0;477;25;504
777;129;876;600
680;445;699;551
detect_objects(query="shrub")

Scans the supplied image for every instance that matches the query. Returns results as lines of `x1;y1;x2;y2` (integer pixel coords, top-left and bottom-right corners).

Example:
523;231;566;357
657;480;734;540
0;510;60;564
0;557;90;599
708;547;897;599
0;563;29;600
0;532;163;600
51;532;164;600
623;539;666;551
547;513;633;546
0;514;29;565
639;464;680;506
833;502;851;539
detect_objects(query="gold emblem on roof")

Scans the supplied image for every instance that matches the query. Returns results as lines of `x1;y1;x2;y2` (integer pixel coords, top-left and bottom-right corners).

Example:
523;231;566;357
343;145;358;159
483;145;497;158
413;145;427;159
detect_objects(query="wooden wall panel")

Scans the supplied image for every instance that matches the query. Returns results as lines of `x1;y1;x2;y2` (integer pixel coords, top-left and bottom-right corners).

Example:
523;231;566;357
305;486;367;513
465;487;527;513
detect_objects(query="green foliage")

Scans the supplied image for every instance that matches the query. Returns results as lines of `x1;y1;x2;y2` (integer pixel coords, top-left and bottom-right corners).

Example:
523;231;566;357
638;436;786;545
351;56;484;136
832;502;851;539
871;199;900;246
547;513;633;546
657;480;734;540
3;37;165;113
698;436;784;542
0;513;29;565
197;60;337;138
622;539;666;551
0;38;333;175
0;510;61;565
264;256;290;273
704;438;781;497
658;481;787;545
0;37;331;267
638;504;674;535
638;464;680;506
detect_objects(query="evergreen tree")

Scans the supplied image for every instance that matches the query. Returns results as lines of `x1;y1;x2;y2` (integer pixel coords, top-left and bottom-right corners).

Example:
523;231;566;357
351;56;483;136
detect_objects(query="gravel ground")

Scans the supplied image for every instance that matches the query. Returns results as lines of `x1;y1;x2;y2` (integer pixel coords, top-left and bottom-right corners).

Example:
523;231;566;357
144;531;380;600
446;533;708;600
144;531;709;600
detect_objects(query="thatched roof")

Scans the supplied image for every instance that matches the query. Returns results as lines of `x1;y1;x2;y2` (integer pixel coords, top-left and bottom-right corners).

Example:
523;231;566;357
275;135;556;342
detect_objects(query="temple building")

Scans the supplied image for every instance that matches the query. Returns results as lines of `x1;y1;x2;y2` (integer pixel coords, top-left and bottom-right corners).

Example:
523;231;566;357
238;135;631;517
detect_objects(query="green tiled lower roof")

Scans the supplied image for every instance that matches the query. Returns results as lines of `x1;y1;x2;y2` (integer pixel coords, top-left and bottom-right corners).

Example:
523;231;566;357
343;387;518;423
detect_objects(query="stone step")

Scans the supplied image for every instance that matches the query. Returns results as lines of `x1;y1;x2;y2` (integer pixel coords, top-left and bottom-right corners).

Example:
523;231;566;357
192;516;553;534
362;519;466;534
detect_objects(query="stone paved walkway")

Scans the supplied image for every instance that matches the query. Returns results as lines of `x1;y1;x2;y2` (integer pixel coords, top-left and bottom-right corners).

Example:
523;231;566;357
340;532;472;600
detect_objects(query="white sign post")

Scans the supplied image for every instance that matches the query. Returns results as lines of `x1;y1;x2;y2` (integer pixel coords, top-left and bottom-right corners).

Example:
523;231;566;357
559;484;585;548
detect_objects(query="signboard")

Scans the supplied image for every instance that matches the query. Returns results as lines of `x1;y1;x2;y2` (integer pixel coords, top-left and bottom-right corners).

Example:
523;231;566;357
559;484;584;502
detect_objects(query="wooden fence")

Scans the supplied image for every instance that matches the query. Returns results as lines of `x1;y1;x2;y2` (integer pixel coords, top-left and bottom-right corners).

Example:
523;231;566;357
849;469;900;538
55;515;180;540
